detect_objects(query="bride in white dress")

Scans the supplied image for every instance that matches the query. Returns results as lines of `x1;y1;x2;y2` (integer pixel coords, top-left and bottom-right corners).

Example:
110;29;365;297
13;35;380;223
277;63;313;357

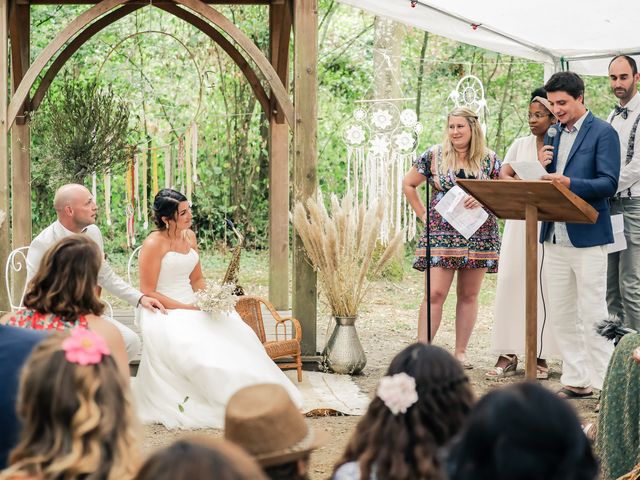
132;188;302;429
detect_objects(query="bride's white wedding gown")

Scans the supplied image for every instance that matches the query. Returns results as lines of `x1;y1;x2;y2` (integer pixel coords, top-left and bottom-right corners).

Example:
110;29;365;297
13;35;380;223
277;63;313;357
132;249;302;429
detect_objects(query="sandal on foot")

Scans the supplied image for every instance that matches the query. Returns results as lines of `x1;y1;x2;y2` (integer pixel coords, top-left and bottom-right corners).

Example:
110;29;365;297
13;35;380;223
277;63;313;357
485;355;517;378
536;365;550;380
557;387;593;399
582;422;597;441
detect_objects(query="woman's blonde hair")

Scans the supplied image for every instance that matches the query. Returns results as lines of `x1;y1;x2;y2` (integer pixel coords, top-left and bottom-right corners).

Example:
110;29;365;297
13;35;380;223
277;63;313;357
0;333;139;480
24;234;105;322
440;107;488;177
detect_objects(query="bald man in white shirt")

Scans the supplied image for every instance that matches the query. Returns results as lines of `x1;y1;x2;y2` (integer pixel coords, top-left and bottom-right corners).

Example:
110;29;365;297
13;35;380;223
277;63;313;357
26;184;166;360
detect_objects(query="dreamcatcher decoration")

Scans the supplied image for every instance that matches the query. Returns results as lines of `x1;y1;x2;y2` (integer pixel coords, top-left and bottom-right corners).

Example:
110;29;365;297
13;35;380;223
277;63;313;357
91;27;203;247
448;75;488;135
343;101;423;243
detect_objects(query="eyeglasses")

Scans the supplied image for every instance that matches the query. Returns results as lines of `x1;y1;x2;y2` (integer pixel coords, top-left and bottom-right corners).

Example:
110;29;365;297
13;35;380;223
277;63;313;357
528;112;552;120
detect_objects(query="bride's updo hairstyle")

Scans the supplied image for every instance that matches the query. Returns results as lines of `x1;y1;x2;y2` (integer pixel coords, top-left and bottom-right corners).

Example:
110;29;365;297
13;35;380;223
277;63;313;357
152;188;188;230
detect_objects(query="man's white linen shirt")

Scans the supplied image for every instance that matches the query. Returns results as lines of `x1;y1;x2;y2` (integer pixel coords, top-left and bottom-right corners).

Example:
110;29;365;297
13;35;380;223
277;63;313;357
26;221;143;307
609;92;640;195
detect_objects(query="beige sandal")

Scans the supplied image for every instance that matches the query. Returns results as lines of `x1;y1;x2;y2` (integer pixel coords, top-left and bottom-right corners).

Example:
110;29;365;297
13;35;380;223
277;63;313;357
485;355;517;378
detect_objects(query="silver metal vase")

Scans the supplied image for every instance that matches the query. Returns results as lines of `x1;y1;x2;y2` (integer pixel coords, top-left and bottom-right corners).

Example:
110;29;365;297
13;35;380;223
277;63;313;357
323;315;367;374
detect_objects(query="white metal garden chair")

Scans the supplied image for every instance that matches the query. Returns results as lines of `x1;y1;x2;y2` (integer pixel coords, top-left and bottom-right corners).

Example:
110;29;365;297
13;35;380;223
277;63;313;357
4;245;114;318
5;246;29;311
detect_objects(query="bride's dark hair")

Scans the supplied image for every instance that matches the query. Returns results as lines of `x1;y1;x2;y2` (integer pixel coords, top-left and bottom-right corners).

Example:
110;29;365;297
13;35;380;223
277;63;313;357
152;188;188;230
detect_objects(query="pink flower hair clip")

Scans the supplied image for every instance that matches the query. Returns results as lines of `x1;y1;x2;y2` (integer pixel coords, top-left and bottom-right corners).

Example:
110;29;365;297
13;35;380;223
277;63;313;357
376;372;419;415
62;328;111;366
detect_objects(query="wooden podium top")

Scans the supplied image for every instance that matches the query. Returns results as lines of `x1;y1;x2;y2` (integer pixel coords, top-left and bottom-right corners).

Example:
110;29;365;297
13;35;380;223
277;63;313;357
456;179;598;224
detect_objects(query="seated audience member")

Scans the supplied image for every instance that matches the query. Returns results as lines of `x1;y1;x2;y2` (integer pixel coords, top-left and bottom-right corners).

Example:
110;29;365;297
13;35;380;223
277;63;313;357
134;436;267;480
225;384;328;480
447;382;598;480
0;326;46;469
0;235;129;378
333;343;474;480
595;333;640;479
0;330;139;480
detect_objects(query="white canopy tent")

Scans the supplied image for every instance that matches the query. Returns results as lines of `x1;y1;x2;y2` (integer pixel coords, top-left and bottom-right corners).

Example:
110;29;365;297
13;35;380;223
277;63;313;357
337;0;640;76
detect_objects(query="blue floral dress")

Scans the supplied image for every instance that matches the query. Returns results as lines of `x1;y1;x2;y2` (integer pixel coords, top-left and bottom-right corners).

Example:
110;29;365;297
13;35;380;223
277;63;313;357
413;145;501;273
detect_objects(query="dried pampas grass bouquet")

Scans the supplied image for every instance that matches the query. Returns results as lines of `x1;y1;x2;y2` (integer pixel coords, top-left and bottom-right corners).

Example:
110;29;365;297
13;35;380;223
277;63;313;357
293;192;404;318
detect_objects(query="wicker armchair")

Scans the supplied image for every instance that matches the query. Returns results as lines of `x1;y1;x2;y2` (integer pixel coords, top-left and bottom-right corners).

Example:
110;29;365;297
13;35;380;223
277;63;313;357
235;295;303;382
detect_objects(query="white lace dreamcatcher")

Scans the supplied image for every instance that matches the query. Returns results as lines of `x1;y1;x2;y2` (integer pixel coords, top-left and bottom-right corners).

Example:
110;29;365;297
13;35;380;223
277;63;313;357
448;74;488;135
343;101;423;243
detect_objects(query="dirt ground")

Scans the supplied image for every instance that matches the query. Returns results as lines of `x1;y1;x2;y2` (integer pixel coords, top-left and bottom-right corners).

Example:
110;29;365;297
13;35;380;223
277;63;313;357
136;264;600;479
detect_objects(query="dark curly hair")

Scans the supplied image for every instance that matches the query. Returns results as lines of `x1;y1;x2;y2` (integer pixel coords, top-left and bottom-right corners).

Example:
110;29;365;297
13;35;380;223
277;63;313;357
151;188;188;230
447;382;598;480
333;343;474;480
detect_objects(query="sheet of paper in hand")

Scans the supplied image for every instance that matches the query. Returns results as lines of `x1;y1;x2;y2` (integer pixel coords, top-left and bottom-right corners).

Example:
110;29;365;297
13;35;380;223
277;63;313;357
607;214;627;253
510;161;548;180
434;185;488;239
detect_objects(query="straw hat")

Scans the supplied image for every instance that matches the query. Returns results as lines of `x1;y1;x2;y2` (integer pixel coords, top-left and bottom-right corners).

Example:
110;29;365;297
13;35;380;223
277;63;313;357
224;384;328;467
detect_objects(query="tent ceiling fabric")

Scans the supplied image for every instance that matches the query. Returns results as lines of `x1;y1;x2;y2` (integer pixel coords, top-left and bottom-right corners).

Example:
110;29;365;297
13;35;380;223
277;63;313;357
337;0;640;75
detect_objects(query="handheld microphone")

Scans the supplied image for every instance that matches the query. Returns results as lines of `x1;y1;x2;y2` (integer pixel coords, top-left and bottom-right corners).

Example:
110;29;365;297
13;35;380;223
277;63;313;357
544;124;558;146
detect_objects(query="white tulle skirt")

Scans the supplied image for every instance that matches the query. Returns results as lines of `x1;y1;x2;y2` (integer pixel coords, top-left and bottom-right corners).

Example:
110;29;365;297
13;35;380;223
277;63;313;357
132;308;302;429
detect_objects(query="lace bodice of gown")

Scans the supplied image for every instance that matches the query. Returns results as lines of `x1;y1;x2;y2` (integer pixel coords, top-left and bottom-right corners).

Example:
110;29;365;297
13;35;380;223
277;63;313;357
155;249;199;305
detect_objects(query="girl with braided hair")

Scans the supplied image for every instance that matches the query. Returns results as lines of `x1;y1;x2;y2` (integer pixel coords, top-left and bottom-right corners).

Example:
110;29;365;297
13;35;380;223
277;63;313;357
332;343;474;480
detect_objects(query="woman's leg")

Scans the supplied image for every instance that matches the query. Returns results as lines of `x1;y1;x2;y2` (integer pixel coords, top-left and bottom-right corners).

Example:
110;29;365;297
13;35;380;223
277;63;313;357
418;267;455;343
454;268;487;361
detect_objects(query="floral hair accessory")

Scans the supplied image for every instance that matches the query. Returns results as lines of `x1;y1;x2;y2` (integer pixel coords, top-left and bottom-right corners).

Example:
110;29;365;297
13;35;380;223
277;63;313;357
376;372;419;415
62;328;111;366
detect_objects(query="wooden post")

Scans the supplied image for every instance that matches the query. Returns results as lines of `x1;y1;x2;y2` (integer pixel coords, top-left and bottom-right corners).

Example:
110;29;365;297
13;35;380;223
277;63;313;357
293;0;318;355
525;204;538;380
0;0;8;312
268;0;291;310
10;4;30;306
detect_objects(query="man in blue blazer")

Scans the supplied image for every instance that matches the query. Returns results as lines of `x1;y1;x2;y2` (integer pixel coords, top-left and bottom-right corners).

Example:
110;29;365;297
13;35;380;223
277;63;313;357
0;325;47;468
538;71;620;399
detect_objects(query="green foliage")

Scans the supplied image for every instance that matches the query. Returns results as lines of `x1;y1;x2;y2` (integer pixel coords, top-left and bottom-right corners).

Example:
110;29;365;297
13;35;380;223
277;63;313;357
26;3;619;250
31;78;132;187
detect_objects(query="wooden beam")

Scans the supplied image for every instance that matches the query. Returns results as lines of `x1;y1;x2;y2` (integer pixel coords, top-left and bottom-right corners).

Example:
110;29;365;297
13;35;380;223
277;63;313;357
175;0;294;128
0;0;9;311
268;0;291;309
156;3;270;117
292;0;317;356
10;3;30;261
31;3;143;111
23;0;269;3
7;0;127;130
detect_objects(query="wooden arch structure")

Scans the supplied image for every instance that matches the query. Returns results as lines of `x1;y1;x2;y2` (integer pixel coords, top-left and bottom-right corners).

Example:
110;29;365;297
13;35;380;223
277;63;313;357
0;0;319;355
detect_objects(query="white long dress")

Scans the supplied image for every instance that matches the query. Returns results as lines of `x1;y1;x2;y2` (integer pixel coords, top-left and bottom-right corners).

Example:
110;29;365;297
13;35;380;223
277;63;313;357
132;249;302;429
490;135;559;357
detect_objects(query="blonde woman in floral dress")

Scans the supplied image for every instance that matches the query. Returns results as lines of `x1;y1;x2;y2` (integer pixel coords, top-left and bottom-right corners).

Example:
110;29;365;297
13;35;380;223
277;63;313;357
403;107;501;367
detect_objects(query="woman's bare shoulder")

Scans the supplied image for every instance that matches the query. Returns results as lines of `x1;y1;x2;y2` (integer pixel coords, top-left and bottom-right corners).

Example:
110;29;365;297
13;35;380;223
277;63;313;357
186;229;198;249
142;232;169;252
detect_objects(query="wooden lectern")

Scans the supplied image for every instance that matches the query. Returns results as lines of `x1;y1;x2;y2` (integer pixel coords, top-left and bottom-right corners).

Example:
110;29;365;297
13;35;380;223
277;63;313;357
456;179;598;380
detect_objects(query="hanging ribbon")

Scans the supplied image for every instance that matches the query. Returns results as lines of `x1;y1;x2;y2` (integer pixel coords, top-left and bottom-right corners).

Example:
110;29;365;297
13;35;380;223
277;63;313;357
177;135;185;192
125;161;136;247
104;171;112;226
151;144;159;197
164;145;172;189
185;125;192;201
91;173;97;202
142;148;148;230
134;153;141;221
191;122;198;185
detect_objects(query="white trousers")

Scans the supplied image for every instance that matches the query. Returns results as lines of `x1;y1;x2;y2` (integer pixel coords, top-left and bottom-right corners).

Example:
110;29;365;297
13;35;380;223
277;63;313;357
103;314;141;361
543;242;613;390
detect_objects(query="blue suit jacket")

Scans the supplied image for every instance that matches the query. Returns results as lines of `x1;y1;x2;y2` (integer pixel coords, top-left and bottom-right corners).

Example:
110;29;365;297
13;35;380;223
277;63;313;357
0;326;47;469
539;111;620;247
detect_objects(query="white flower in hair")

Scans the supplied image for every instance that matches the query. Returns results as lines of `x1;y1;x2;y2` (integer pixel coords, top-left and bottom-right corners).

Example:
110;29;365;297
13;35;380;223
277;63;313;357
376;372;419;415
